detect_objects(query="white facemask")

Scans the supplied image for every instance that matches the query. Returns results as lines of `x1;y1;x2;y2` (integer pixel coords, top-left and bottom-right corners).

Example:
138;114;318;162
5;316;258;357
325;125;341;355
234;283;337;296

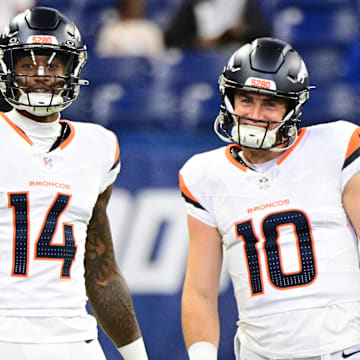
17;92;63;116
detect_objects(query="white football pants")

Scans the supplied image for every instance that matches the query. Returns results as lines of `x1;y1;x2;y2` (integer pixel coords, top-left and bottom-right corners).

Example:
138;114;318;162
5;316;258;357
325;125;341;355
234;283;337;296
237;343;360;360
0;340;106;360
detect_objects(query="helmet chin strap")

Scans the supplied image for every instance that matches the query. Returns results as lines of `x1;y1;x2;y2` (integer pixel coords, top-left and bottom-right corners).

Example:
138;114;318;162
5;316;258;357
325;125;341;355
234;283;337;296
270;129;298;152
17;91;63;116
269;107;299;152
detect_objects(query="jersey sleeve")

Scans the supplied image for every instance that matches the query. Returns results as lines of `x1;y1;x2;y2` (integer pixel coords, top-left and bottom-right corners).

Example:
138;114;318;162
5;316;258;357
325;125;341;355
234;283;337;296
179;155;217;228
99;131;121;193
341;123;360;192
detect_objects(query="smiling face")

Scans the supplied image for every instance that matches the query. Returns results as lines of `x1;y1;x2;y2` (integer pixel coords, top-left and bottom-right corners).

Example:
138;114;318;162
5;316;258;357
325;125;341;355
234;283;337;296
8;49;73;121
233;90;288;129
14;53;67;94
228;90;292;161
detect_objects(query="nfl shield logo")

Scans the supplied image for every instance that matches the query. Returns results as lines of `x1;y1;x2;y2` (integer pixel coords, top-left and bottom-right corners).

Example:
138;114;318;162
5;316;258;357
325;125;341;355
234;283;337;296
42;156;54;169
258;176;270;190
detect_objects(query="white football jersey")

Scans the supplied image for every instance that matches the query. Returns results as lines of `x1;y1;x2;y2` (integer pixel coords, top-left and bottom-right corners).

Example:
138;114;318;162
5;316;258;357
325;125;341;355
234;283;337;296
179;121;360;358
0;110;120;342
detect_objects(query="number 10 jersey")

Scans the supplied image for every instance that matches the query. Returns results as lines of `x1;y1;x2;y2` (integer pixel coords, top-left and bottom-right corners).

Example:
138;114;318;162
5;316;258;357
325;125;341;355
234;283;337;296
179;120;360;358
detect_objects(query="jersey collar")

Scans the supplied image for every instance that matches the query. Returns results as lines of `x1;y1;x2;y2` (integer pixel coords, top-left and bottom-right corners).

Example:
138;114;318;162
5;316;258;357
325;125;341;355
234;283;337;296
0;111;75;150
225;128;307;172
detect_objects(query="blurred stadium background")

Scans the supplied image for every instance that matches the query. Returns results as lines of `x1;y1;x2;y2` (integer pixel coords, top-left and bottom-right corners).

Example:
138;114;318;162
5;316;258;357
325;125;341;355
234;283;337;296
30;0;360;358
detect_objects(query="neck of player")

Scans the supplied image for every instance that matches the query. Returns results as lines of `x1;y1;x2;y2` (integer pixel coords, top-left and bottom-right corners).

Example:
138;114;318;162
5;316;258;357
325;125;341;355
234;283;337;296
18;109;60;124
242;144;287;164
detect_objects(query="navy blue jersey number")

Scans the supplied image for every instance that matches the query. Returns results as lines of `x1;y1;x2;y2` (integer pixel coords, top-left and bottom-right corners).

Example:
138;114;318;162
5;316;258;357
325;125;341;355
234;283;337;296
236;210;317;296
9;192;77;279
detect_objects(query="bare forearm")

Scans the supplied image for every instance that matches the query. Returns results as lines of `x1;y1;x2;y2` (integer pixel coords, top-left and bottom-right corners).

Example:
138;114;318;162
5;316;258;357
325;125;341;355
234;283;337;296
85;185;142;348
182;215;222;351
182;291;220;350
86;272;141;347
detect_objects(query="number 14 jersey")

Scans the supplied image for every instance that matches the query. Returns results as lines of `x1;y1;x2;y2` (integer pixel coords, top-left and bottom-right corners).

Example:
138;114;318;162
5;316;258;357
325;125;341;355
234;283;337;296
0;110;120;343
179;120;360;358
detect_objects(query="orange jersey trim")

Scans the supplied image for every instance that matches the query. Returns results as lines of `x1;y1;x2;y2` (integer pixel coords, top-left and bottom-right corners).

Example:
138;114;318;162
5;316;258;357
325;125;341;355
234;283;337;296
112;132;120;167
59;120;75;150
9;191;30;278
276;128;306;166
261;208;318;292
225;144;248;172
345;127;360;159
343;126;360;169
0;112;33;145
179;172;200;204
34;193;77;280
224;128;306;171
236;218;265;296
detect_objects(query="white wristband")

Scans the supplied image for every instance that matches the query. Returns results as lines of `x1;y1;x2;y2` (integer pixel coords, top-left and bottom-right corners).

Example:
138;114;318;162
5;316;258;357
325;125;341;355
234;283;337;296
117;337;149;360
188;341;217;360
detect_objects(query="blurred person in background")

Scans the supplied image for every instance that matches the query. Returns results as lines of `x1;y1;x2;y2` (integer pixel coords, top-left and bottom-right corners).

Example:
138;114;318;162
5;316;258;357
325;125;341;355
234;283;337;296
96;0;164;57
164;0;271;51
179;37;360;359
0;0;35;35
0;6;148;360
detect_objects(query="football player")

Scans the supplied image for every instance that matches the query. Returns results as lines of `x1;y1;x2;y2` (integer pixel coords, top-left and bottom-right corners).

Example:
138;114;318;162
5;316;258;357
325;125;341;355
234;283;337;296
0;6;148;360
179;37;360;359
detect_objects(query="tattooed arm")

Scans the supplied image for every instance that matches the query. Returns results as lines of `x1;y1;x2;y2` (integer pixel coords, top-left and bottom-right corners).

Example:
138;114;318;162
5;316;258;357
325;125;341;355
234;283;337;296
85;185;141;347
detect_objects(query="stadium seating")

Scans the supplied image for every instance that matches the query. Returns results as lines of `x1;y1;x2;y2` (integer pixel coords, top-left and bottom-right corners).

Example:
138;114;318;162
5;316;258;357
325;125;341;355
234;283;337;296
275;0;357;10
65;51;229;130
297;45;347;84
49;0;360;130
273;6;359;47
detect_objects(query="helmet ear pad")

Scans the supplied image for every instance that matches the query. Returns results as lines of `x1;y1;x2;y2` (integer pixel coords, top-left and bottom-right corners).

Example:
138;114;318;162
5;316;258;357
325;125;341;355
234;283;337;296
279;121;297;138
278;100;300;138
